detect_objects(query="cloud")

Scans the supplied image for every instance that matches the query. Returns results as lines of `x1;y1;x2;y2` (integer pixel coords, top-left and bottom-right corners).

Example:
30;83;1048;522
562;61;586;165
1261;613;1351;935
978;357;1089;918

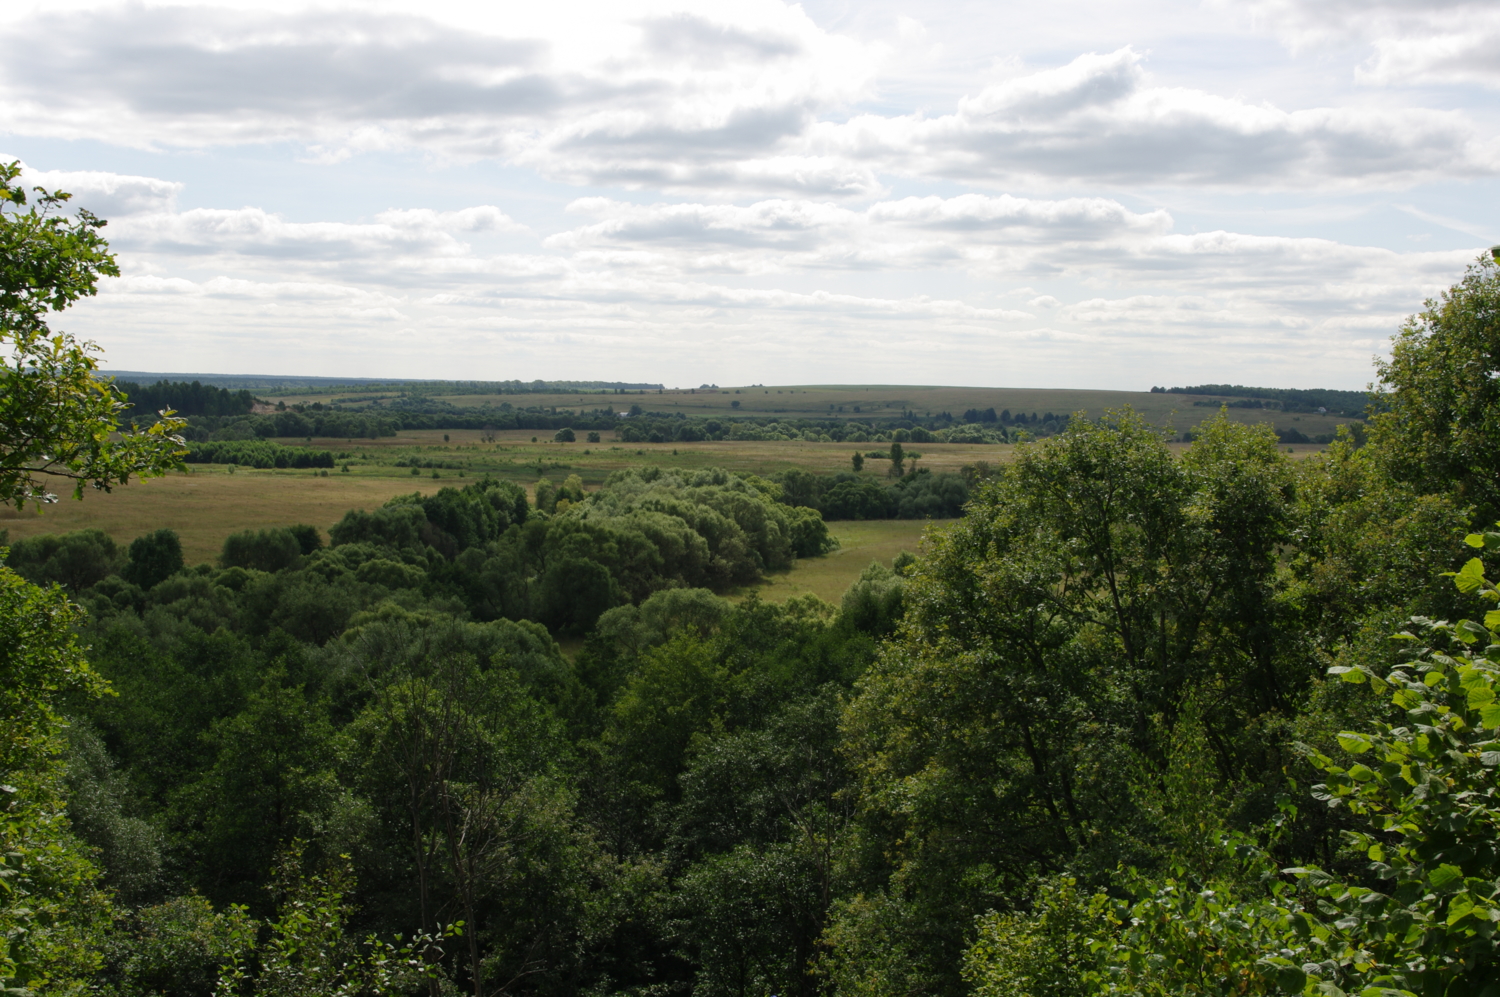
813;48;1498;189
1232;0;1500;87
2;6;1492;195
107;203;523;262
19;151;1492;390
548;193;1175;277
0;1;882;195
8;161;182;217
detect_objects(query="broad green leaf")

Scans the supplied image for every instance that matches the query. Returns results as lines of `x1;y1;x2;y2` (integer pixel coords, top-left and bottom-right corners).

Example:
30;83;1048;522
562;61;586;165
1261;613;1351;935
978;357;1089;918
1276;965;1307;992
1447;897;1475;925
1467;533;1486;548
1429;864;1464;890
1460;619;1490;643
1455;558;1486;594
1338;733;1373;754
1481;703;1500;729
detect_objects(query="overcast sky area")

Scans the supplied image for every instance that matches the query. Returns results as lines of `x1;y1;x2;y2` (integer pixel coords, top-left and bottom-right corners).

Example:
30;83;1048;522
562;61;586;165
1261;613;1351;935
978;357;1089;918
3;0;1497;389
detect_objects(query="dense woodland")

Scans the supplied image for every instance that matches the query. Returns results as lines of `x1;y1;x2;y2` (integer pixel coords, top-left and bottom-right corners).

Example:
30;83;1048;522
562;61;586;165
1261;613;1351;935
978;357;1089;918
8;165;1500;997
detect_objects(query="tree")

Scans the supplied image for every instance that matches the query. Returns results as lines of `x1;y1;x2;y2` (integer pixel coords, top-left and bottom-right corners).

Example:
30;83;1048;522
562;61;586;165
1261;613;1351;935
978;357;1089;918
221;528;303;573
122;527;184;589
5;528;121;592
0;161;186;508
555;428;576;443
0;162;189;995
0;561;113;994
836;411;1301;996
852;452;864;473
887;442;904;478
216;844;448;997
1071;530;1500;996
1371;251;1500;518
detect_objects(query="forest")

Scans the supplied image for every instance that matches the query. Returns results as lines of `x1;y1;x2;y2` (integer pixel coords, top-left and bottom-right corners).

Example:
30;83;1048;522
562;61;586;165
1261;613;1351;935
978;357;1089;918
7;168;1500;997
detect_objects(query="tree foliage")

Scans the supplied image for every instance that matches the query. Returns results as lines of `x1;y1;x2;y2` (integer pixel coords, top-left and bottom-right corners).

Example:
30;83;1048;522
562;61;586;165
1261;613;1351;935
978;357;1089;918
0;162;186;508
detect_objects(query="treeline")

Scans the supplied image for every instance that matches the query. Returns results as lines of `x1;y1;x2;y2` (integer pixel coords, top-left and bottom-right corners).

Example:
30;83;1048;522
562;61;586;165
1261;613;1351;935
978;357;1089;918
117;379;258;419
169;394;1350;448
1151;381;1369;415
774;466;972;520
184;440;335;469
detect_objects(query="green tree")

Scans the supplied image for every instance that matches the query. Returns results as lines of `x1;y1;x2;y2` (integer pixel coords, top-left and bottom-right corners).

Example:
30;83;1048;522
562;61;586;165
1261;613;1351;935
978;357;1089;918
0;162;185;507
963;877;1111;997
836;411;1301;996
6;528;121;592
216;844;448;997
95;894;254;997
221;528;303;573
0;562;113;994
852;452;864;473
175;668;339;908
121;528;184;590
1371;251;1500;518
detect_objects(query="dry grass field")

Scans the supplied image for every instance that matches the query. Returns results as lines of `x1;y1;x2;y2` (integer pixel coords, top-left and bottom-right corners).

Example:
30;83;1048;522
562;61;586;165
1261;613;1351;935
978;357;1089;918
0;470;424;565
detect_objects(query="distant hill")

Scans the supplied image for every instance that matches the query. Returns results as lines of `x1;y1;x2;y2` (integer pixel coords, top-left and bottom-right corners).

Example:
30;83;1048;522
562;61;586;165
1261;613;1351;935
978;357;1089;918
102;371;663;394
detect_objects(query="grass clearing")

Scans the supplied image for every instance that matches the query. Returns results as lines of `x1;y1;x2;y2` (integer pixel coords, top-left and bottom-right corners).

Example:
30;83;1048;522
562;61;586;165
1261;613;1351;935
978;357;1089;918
736;519;951;605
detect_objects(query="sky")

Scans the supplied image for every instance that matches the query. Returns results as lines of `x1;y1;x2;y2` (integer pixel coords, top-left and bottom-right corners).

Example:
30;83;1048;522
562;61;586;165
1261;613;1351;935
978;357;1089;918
2;0;1497;390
